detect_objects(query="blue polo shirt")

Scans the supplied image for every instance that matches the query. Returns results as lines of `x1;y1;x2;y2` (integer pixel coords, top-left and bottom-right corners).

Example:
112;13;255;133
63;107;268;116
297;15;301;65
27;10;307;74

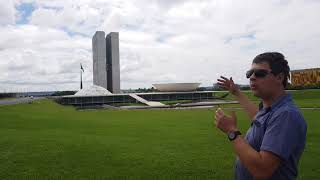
235;94;307;180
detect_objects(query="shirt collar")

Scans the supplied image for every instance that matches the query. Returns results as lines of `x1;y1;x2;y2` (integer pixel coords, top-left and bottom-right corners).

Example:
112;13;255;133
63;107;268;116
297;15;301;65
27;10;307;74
259;94;292;112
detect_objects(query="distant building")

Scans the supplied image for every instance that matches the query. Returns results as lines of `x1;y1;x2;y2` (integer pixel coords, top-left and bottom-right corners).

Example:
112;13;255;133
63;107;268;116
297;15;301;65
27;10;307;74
92;31;120;93
152;83;200;92
291;68;320;87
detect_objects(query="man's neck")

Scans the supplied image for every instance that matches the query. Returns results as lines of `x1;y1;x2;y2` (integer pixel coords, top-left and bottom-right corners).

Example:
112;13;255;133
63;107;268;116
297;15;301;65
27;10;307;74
262;90;286;108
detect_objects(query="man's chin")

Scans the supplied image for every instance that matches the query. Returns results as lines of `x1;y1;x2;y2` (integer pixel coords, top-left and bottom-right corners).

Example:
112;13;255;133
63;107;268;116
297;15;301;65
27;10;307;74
251;90;261;97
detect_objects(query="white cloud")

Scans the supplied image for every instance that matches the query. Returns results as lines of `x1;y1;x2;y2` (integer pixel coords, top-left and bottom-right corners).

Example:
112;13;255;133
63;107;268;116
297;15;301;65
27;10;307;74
0;0;320;92
0;24;92;91
0;0;16;24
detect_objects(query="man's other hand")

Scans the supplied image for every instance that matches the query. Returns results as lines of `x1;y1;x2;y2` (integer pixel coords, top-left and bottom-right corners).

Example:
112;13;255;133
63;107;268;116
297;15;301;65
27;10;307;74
215;108;238;133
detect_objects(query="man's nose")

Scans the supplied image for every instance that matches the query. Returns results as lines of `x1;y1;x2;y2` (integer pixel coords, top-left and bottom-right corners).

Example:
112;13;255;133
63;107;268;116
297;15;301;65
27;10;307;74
249;74;256;81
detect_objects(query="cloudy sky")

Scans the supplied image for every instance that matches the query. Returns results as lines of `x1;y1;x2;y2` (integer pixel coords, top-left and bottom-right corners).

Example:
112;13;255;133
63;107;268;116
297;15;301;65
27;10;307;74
0;0;319;92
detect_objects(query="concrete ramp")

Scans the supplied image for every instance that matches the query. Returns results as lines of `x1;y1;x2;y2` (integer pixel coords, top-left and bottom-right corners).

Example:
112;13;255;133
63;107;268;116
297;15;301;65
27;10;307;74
146;101;165;106
129;94;165;107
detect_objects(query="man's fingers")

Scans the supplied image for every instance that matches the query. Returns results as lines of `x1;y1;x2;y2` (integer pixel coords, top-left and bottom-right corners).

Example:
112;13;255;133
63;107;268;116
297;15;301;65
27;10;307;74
215;114;221;120
216;107;224;113
214;115;220;126
217;82;228;86
216;108;224;116
217;81;228;86
214;115;220;127
220;76;229;81
217;78;228;82
215;110;223;120
217;83;228;88
217;80;226;84
230;77;235;84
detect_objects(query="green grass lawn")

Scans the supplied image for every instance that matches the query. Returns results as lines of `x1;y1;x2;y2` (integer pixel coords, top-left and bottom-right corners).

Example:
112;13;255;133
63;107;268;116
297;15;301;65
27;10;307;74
0;93;319;179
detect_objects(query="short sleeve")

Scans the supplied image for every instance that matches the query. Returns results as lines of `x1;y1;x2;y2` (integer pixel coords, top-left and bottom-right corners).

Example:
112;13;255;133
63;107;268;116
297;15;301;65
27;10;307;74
260;110;301;160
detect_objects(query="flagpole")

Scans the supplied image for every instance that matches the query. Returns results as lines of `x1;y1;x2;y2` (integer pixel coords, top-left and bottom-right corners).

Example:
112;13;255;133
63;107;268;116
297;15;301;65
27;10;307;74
80;69;83;89
80;63;83;90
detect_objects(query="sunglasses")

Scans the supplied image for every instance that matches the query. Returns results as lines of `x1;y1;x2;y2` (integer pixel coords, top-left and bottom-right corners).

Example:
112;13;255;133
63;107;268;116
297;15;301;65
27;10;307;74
246;69;273;79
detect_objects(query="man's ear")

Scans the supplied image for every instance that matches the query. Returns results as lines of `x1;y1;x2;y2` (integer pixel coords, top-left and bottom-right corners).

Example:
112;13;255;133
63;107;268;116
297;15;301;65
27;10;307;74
276;73;284;84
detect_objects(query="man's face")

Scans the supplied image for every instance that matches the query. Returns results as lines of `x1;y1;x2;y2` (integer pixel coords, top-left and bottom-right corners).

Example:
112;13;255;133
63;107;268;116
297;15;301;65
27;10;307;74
248;63;282;98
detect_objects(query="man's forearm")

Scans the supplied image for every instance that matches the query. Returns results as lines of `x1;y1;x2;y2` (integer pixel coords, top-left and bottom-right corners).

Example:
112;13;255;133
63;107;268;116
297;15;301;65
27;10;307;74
232;136;274;179
234;91;258;121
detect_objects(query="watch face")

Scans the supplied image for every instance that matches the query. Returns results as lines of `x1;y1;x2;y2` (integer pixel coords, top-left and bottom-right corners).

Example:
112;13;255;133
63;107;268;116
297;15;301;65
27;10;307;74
229;132;235;139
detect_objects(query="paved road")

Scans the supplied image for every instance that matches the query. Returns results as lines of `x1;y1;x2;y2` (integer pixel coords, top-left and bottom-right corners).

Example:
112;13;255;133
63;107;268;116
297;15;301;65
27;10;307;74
0;97;45;106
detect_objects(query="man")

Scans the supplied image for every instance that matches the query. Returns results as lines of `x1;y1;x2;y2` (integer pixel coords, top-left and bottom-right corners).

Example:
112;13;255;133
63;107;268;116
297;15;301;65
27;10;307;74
215;52;307;180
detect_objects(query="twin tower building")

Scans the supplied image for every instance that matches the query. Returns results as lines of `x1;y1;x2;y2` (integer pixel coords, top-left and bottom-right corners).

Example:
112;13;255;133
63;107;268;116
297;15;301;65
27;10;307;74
92;31;120;94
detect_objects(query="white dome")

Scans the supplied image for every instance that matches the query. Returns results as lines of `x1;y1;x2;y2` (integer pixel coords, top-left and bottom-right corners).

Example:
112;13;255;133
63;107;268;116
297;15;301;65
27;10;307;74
74;85;112;96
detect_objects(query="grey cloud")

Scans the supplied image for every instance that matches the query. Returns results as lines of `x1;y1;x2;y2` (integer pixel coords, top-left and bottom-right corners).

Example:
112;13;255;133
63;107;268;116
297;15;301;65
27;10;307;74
7;63;33;71
146;0;191;10
0;79;90;85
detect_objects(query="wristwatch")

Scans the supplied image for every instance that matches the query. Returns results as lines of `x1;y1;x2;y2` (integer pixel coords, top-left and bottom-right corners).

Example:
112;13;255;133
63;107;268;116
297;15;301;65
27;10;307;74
227;131;242;141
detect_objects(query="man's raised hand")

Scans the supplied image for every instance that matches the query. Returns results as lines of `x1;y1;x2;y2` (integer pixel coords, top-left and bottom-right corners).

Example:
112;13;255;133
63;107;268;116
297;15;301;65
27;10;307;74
217;76;240;95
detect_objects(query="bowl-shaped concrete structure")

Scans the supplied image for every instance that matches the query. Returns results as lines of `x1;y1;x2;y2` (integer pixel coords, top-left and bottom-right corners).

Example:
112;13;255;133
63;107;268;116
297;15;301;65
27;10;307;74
152;83;201;92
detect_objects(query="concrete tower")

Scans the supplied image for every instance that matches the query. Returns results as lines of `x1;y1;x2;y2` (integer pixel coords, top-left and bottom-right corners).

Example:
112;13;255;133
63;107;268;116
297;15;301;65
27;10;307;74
92;31;120;94
92;31;107;89
106;32;120;94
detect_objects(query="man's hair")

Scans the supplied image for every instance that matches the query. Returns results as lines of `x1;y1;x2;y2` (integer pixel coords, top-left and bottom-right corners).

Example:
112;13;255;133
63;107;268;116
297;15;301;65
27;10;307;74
252;52;290;87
